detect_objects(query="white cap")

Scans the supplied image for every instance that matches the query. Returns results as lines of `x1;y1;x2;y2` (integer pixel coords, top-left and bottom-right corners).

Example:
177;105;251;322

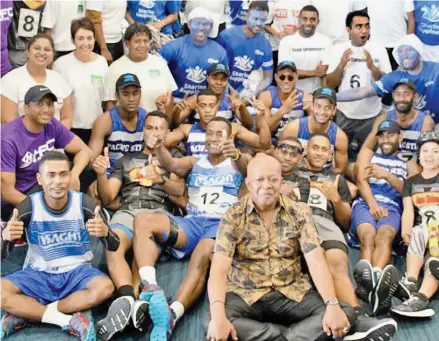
392;34;424;66
187;7;214;23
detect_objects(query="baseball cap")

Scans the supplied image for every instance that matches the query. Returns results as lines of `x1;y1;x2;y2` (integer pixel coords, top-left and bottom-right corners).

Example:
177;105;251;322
187;7;214;23
313;87;337;105
24;85;57;105
208;63;230;77
376;120;401;136
277;60;297;73
116;73;141;92
417;132;439;149
393;78;417;92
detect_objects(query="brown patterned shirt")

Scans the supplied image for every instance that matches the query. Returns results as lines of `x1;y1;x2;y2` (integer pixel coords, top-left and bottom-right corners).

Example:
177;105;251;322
215;194;320;305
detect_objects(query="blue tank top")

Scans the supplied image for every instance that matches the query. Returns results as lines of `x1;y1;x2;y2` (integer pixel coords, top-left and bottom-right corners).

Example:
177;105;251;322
106;107;147;174
193;89;234;123
268;86;304;139
297;117;338;169
186;123;208;158
386;109;426;161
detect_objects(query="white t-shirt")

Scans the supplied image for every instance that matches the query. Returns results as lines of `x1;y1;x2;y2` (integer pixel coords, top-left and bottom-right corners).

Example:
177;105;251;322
311;0;366;45
104;55;178;111
0;65;72;121
53;52;108;129
41;0;86;52
367;0;414;48
86;0;127;43
278;31;332;93
328;40;392;119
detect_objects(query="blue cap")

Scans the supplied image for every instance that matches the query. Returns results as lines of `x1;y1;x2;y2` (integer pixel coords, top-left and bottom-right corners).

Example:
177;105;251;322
376;120;401;136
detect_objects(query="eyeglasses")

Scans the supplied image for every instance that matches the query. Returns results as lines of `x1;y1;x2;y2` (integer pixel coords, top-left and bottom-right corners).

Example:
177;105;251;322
278;143;302;156
279;74;295;82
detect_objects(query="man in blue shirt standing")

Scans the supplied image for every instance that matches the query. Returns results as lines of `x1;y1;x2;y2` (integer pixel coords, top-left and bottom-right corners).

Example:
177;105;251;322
159;7;228;100
217;1;273;98
414;0;439;62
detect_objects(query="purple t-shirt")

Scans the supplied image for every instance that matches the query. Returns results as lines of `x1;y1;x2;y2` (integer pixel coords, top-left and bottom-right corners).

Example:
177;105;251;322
1;116;74;196
1;0;13;76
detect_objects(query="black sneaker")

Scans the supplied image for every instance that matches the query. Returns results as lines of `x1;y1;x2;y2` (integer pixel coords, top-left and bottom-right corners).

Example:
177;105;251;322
132;300;151;331
354;259;375;303
429;258;439;281
371;264;399;316
344;314;397;341
394;276;417;301
391;293;435;318
97;296;134;340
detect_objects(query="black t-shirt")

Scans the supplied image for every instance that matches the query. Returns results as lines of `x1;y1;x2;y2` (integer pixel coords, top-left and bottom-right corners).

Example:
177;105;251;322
403;173;439;226
283;172;311;202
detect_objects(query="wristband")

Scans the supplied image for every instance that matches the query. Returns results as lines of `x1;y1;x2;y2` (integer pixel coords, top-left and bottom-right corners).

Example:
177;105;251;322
231;149;241;161
210;300;225;307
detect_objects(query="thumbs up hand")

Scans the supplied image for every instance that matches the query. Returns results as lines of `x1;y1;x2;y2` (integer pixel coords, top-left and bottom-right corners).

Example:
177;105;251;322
86;206;109;238
92;147;110;176
2;209;24;242
155;92;172;112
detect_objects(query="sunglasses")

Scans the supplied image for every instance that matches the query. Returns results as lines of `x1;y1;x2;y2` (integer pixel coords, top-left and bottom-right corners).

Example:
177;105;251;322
278;143;302;156
279;74;295;82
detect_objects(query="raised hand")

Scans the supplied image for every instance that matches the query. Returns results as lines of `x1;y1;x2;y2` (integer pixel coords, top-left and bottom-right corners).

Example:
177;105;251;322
219;130;239;159
2;209;24;242
86;206;109;238
340;48;353;68
155;92;172;112
92;147;110;176
280;89;302;112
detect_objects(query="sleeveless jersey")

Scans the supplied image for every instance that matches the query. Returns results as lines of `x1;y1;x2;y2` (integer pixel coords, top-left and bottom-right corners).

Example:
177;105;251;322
193;90;234;123
386;110;426;161
186;123;207;158
186;155;244;219
297;117;338;169
24;191;92;274
106;106;146;174
268;86;304;140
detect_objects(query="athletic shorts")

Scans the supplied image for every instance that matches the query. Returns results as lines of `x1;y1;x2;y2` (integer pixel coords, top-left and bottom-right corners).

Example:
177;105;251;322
110;208;165;241
312;214;347;254
4;264;105;305
169;216;220;259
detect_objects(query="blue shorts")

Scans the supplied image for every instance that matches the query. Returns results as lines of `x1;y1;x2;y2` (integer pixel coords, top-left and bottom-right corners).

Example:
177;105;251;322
4;264;105;305
170;216;220;259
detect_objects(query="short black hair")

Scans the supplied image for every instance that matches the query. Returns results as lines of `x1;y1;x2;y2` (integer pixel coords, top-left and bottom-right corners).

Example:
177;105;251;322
38;151;70;172
146;110;170;128
308;132;331;144
300;5;319;18
346;10;370;28
124;23;152;41
249;1;269;12
197;89;218;102
208;116;232;135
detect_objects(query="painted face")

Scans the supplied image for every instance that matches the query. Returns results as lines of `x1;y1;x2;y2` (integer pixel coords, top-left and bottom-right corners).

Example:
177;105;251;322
189;18;212;43
397;45;421;70
275;141;303;174
419;141;439;171
73;28;95;54
246;9;268;34
377;132;400;155
393;85;416;114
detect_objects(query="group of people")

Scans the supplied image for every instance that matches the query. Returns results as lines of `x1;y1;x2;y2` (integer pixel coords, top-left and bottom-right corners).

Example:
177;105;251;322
1;1;439;341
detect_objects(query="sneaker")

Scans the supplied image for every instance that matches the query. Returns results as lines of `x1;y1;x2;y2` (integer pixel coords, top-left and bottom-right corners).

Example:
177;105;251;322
394;276;417;301
65;312;96;341
429;258;439;281
148;289;174;341
97;296;134;341
354;260;375;303
391;293;435;318
344;314;397;341
1;313;30;338
371;264;399;316
132;300;151;331
139;281;164;303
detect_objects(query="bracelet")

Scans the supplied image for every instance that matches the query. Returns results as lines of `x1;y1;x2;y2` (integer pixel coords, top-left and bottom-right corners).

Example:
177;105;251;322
231;149;241;161
210;300;225;307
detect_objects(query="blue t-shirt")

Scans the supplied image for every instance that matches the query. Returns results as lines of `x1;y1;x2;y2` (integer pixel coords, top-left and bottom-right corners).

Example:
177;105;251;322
127;0;178;36
414;0;439;46
373;61;439;124
228;0;268;26
159;35;228;98
217;26;273;92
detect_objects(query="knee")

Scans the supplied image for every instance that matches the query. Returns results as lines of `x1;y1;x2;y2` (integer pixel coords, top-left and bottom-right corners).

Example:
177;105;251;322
1;281;12;309
191;240;215;271
90;278;114;302
326;253;349;277
133;213;167;235
375;230;395;247
360;233;376;249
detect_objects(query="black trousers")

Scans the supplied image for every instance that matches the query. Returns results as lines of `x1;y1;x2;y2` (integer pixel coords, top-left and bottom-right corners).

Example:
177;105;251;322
93;39;124;62
225;290;355;341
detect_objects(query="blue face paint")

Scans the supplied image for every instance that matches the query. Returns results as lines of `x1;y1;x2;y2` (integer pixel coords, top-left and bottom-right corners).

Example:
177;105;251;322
189;18;212;44
397;45;421;71
246;10;268;34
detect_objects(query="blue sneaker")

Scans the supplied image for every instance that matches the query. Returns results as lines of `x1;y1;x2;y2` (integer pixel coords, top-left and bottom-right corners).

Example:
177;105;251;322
64;312;96;341
149;292;174;341
139;281;164;303
1;313;29;338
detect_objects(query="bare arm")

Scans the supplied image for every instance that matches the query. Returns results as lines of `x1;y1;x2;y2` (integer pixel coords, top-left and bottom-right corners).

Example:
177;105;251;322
105;101;117;111
422;114;435;133
233;115;271;150
65;136;93;178
333;129;348;174
155;12;178;29
401;196;414;244
97;175;123;206
326;65;344;89
163;173;186;197
235;102;253;130
1;173;26;206
407;159;421;177
254;70;274;97
1;96;18;125
155;143;196;177
279;118;299;139
356;148;379;208
125;11;135;25
406;11;415;34
333;199;351;232
88;114;112;160
164;125;188;148
59;95;73;130
337;86;377;102
360;113;386;152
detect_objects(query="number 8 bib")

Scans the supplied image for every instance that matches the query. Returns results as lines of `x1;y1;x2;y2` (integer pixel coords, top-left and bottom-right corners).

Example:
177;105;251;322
18;8;40;38
307;187;327;211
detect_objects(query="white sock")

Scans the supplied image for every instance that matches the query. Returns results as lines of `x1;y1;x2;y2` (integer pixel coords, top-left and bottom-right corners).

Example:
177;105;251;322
170;301;185;323
373;267;382;278
42;301;72;328
139;266;157;285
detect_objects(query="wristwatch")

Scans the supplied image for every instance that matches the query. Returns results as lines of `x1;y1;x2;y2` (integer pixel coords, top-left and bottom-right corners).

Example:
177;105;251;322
325;298;339;306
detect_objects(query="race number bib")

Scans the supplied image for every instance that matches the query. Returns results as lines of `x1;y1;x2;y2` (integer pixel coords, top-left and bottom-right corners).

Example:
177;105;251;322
18;8;40;38
196;187;224;210
307;187;327;210
420;206;439;226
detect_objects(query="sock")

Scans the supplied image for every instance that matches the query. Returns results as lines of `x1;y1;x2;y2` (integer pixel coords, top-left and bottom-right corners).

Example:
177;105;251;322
118;285;136;299
170;301;185;323
417;292;429;302
42;301;72;328
139;266;157;285
407;277;417;284
373;267;382;280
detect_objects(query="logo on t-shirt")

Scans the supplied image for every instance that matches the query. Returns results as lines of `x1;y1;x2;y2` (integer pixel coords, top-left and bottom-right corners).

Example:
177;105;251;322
421;5;439;23
234;55;254;72
20;139;56;169
139;0;156;9
186;66;207;84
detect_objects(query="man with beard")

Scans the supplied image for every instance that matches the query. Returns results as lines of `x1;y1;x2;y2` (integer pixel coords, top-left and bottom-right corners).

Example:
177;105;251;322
351;121;416;310
327;11;391;158
359;79;435;163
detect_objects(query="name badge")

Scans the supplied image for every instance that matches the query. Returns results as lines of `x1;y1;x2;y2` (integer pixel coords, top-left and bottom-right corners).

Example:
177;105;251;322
149;69;161;78
91;75;103;85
